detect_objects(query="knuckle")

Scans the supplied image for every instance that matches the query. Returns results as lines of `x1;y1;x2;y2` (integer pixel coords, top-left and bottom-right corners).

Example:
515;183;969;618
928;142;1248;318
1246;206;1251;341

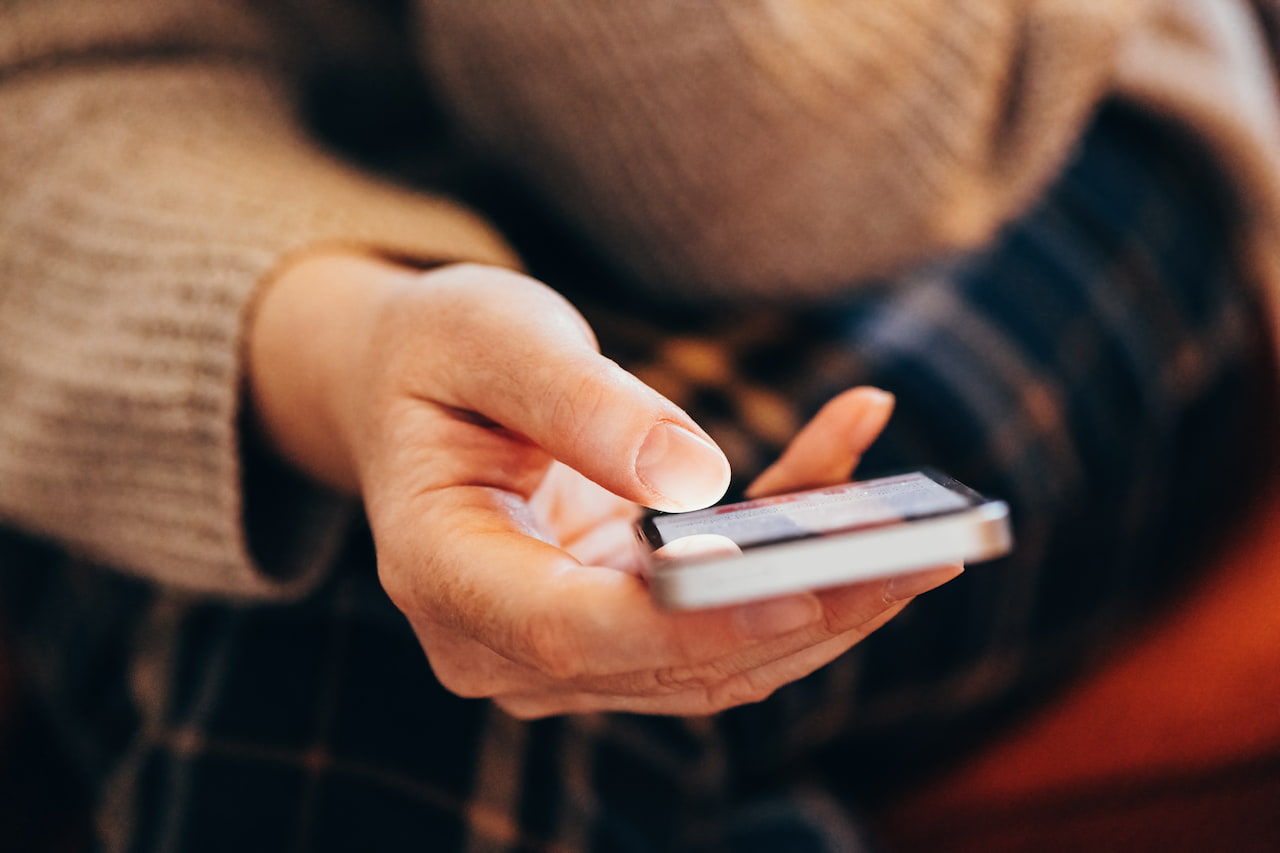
704;672;776;713
651;657;734;694
545;358;616;441
651;665;701;692
821;605;853;636
819;586;894;634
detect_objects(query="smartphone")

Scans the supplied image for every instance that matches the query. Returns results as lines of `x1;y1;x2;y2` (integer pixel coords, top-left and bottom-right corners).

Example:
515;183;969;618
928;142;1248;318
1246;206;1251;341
638;468;1012;610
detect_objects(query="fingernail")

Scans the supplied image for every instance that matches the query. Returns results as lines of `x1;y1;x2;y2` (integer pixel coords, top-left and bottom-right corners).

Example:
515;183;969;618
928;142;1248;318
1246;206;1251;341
635;422;731;511
733;594;823;640
882;565;965;604
849;388;895;440
860;387;895;409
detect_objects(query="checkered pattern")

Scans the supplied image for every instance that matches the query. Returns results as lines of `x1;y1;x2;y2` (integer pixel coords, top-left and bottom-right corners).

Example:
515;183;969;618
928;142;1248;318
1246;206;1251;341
0;103;1267;852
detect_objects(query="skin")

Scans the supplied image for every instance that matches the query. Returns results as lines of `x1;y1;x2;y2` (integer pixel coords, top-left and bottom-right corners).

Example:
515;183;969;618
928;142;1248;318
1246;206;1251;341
248;254;962;718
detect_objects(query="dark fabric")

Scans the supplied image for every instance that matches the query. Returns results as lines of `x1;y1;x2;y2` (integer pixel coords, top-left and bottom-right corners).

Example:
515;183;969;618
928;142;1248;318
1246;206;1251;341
0;103;1267;852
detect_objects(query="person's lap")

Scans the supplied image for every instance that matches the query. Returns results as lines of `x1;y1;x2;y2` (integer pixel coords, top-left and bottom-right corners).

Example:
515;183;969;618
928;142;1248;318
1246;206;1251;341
0;102;1266;852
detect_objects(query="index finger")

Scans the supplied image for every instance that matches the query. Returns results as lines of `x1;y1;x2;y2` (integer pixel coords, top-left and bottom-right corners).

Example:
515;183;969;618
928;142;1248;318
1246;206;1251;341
746;386;894;498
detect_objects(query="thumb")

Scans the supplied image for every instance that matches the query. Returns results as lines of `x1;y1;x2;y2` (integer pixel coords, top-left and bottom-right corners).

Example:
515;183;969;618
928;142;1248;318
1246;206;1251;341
425;266;731;511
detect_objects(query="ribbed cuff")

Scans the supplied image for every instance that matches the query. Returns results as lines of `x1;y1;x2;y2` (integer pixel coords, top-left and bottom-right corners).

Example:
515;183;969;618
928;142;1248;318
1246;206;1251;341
0;64;517;598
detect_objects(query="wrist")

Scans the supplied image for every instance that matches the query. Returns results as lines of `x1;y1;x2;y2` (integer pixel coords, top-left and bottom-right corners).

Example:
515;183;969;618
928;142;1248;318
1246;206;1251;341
247;251;415;493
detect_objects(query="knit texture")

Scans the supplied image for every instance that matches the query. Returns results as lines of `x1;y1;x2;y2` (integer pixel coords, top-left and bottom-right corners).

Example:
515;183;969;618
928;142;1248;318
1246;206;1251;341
0;0;517;597
421;0;1146;298
1;102;1264;852
1;0;1278;600
1115;0;1280;339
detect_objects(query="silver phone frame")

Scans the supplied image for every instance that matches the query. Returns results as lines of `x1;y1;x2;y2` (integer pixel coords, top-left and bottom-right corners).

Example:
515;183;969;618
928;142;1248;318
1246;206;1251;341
640;469;1012;610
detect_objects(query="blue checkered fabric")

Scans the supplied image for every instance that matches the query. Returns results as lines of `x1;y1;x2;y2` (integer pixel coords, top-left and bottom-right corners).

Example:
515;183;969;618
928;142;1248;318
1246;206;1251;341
0;103;1268;852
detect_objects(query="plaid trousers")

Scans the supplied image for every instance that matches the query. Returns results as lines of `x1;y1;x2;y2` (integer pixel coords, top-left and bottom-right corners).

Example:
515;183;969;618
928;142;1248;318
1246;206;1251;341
0;103;1268;852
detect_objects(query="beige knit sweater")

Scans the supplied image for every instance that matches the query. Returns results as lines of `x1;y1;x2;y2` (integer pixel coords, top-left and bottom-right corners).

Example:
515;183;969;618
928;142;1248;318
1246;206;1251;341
1;0;1277;597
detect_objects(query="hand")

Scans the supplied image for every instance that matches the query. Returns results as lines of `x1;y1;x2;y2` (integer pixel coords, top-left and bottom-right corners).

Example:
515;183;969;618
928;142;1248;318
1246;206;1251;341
249;255;961;717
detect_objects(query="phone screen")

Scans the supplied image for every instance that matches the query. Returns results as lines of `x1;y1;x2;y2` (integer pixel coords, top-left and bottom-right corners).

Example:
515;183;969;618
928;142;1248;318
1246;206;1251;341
641;469;1010;609
642;470;979;559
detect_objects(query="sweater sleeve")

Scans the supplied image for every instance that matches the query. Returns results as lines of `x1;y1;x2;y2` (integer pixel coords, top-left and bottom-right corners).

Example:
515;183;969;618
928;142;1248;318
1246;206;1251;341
0;0;519;598
420;0;1147;299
